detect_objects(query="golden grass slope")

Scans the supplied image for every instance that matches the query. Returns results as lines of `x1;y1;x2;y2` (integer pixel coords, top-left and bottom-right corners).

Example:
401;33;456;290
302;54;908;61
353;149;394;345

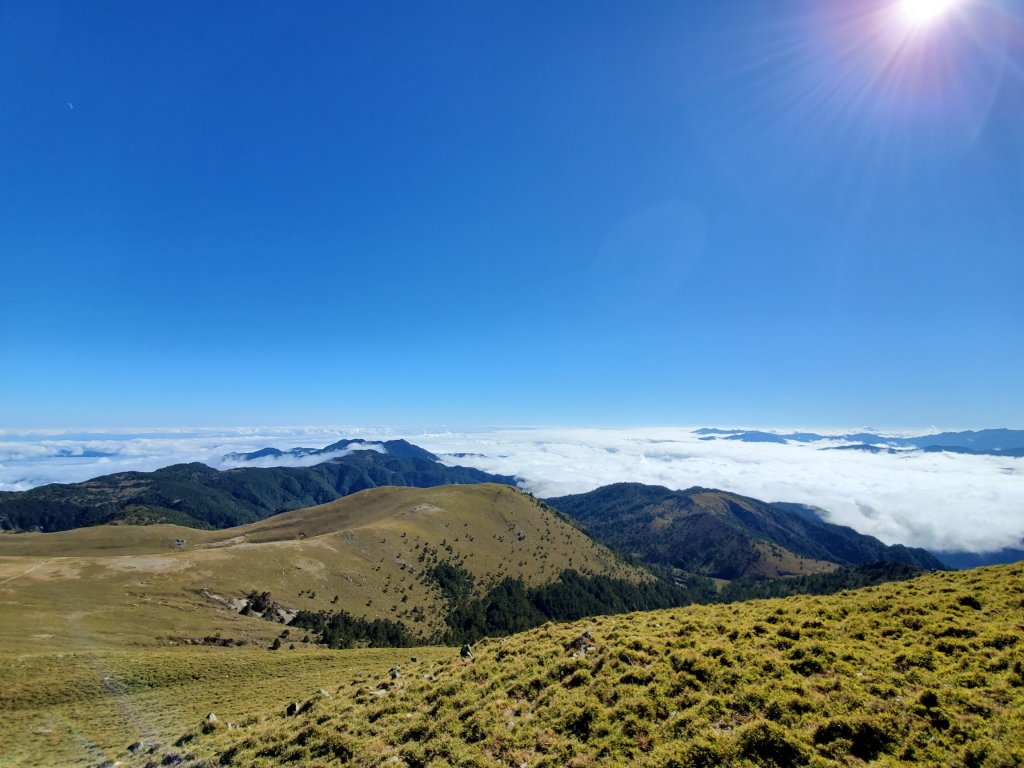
133;563;1024;768
0;484;643;652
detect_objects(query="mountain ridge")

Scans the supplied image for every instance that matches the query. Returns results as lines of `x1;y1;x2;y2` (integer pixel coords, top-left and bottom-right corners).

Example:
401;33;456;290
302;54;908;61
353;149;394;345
0;451;516;533
223;438;438;463
546;482;945;579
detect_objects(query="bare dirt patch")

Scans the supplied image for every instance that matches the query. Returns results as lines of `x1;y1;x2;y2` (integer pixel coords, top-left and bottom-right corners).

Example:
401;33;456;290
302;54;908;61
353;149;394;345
103;556;191;574
197;535;247;550
411;503;443;514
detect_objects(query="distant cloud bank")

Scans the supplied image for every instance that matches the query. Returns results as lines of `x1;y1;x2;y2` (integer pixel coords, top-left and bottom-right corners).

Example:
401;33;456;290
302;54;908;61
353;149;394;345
1;425;1021;555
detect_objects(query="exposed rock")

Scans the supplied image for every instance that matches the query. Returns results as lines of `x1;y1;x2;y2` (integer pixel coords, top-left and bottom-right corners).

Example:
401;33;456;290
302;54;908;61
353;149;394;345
460;643;474;659
205;713;217;723
567;631;594;651
128;740;157;754
389;666;400;680
273;606;298;624
285;701;300;716
316;688;332;698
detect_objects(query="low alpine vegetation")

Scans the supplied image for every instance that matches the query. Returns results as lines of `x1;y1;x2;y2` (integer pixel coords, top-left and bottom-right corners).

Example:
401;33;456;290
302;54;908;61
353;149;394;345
128;563;1024;767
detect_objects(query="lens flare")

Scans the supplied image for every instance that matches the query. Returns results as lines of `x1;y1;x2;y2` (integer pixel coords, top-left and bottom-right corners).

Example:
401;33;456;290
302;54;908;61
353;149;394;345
899;0;962;27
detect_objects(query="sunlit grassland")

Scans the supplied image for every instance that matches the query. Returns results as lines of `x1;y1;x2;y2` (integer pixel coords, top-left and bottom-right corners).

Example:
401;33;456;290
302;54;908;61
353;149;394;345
135;564;1024;768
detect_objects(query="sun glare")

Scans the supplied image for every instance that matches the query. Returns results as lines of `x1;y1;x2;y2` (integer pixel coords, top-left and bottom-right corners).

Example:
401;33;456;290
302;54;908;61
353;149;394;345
899;0;962;27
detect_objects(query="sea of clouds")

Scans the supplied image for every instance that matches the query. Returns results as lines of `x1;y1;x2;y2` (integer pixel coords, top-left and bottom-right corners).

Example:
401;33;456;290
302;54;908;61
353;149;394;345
1;425;1021;555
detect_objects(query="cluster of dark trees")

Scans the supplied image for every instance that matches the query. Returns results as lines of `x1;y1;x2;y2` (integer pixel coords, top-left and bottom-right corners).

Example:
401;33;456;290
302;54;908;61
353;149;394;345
289;607;416;649
717;561;926;602
432;565;716;644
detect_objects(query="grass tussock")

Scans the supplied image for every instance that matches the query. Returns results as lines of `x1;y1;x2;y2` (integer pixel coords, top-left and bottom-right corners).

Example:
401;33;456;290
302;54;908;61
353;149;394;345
124;563;1024;768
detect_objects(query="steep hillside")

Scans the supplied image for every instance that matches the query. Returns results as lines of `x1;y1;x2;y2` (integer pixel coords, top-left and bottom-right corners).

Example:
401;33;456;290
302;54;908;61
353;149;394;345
0;484;652;652
121;564;1024;768
0;450;516;532
547;483;944;579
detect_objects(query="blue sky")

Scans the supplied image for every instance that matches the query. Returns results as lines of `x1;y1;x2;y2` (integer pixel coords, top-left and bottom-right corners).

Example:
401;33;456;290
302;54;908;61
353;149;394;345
2;1;1022;429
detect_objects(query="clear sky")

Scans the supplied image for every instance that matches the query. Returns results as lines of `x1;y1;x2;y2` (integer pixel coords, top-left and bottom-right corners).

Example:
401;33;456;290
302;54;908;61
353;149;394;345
2;1;1022;429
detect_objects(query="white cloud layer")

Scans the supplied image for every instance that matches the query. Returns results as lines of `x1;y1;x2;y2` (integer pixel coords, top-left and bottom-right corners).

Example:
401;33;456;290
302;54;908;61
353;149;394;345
419;428;1024;555
1;426;1021;554
0;427;393;490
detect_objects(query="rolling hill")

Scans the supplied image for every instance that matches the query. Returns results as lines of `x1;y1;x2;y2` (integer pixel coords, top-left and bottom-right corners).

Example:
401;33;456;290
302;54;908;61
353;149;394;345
546;483;945;579
0;483;662;654
116;563;1024;768
0;449;516;532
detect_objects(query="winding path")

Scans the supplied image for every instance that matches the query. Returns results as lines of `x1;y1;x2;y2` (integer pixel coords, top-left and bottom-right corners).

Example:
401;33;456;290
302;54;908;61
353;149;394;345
0;558;51;586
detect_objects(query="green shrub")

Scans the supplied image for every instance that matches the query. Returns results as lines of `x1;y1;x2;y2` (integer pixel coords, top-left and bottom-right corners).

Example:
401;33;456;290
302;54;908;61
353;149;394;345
737;720;809;767
647;737;724;768
813;717;897;761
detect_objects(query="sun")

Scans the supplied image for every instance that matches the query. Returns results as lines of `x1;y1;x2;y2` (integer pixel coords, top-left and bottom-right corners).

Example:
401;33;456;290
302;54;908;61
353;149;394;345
898;0;962;27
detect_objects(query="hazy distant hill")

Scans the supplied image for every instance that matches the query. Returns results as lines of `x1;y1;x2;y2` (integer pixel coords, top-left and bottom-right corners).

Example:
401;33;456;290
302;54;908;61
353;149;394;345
936;547;1024;569
918;444;1024;457
697;426;1024;457
0;450;515;532
547;483;945;579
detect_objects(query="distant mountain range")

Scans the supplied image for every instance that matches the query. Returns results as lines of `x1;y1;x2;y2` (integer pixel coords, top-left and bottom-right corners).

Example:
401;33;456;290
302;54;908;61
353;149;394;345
223;438;438;463
0;450;515;532
3;437;1014;573
546;483;945;579
695;427;1024;457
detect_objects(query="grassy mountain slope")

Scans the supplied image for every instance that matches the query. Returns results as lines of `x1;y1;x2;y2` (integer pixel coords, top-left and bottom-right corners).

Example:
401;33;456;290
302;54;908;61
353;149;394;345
0;450;516;532
122;563;1024;768
0;646;455;768
547;483;945;579
0;484;646;652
